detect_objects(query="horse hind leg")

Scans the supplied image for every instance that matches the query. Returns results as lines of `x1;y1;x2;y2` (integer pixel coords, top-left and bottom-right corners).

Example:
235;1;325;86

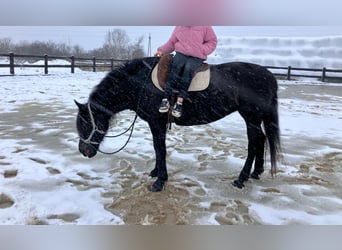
250;129;266;180
233;120;264;188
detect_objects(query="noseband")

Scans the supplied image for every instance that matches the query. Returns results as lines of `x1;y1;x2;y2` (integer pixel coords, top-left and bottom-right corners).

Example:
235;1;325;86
80;103;106;145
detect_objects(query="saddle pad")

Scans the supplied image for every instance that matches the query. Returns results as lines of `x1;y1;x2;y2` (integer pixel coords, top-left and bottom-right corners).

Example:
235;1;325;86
151;63;210;92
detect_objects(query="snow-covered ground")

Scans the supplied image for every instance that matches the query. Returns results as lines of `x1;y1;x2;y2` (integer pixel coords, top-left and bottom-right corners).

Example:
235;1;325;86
0;35;341;224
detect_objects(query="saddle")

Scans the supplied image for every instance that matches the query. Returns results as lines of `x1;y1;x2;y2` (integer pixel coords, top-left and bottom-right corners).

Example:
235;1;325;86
151;54;210;92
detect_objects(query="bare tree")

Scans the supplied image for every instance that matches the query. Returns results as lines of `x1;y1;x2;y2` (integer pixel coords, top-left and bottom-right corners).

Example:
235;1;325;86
128;36;145;59
0;28;146;60
104;29;130;59
72;45;85;57
0;37;13;53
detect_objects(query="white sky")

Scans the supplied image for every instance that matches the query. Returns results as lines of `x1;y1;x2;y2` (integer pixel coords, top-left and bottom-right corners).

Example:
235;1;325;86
1;26;342;53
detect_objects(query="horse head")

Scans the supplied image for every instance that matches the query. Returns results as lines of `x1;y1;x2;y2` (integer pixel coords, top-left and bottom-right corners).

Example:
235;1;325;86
75;100;110;158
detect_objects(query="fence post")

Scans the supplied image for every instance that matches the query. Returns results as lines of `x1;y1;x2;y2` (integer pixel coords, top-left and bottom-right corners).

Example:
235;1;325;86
287;66;291;80
71;56;75;73
92;57;96;72
44;54;48;74
321;67;326;82
111;58;114;71
9;52;14;75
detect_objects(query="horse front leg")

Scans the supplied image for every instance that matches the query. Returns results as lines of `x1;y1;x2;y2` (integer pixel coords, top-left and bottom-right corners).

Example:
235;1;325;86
148;122;168;192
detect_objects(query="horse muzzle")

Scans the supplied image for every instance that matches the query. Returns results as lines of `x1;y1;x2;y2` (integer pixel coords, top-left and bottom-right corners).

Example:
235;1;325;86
79;141;98;158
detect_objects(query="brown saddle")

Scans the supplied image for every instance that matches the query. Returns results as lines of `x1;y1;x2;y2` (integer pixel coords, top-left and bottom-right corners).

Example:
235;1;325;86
151;54;210;92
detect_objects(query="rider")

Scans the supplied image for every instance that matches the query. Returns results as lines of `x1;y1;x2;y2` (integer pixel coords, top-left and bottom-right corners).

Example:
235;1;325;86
154;26;217;118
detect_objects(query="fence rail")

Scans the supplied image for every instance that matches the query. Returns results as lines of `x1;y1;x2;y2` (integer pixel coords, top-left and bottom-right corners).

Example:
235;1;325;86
0;53;128;75
1;53;342;83
262;65;342;82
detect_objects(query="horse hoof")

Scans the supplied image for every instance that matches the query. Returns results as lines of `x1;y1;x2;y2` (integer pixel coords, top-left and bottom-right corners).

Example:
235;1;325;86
151;179;165;192
232;180;245;189
250;173;260;180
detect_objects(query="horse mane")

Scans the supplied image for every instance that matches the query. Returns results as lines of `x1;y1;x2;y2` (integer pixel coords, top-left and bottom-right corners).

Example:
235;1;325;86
87;57;159;115
124;56;159;75
89;62;128;102
90;57;159;99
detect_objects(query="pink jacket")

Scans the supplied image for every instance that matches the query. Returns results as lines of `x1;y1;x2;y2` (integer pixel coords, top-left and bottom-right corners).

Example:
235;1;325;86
158;26;217;60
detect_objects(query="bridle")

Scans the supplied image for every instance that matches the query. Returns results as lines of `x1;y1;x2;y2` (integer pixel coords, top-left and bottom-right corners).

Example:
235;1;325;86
79;59;154;155
79;102;107;145
79;101;138;155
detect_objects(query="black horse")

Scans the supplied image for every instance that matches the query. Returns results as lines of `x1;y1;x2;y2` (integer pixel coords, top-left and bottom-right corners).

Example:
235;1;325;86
75;56;280;192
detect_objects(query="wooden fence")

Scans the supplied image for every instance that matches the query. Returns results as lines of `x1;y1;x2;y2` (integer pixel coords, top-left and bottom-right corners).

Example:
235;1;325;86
0;53;128;75
266;65;342;83
1;53;342;83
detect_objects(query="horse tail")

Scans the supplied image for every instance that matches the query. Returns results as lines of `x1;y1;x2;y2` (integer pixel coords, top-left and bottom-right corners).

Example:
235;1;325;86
264;94;281;176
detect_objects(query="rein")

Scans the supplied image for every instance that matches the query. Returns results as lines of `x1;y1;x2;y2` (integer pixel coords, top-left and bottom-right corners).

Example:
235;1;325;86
81;59;155;155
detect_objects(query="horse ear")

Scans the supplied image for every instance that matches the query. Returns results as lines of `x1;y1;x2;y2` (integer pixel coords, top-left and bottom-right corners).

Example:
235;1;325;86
74;99;84;109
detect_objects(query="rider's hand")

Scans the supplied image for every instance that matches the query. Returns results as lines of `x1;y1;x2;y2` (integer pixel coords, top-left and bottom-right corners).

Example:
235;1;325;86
154;51;163;57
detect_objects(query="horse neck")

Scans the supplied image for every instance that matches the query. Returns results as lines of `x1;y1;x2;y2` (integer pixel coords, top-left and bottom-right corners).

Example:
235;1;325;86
90;74;138;115
90;57;157;115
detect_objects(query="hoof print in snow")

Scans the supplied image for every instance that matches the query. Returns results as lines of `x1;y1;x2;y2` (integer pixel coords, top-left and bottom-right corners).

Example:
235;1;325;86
4;170;18;178
0;193;15;209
